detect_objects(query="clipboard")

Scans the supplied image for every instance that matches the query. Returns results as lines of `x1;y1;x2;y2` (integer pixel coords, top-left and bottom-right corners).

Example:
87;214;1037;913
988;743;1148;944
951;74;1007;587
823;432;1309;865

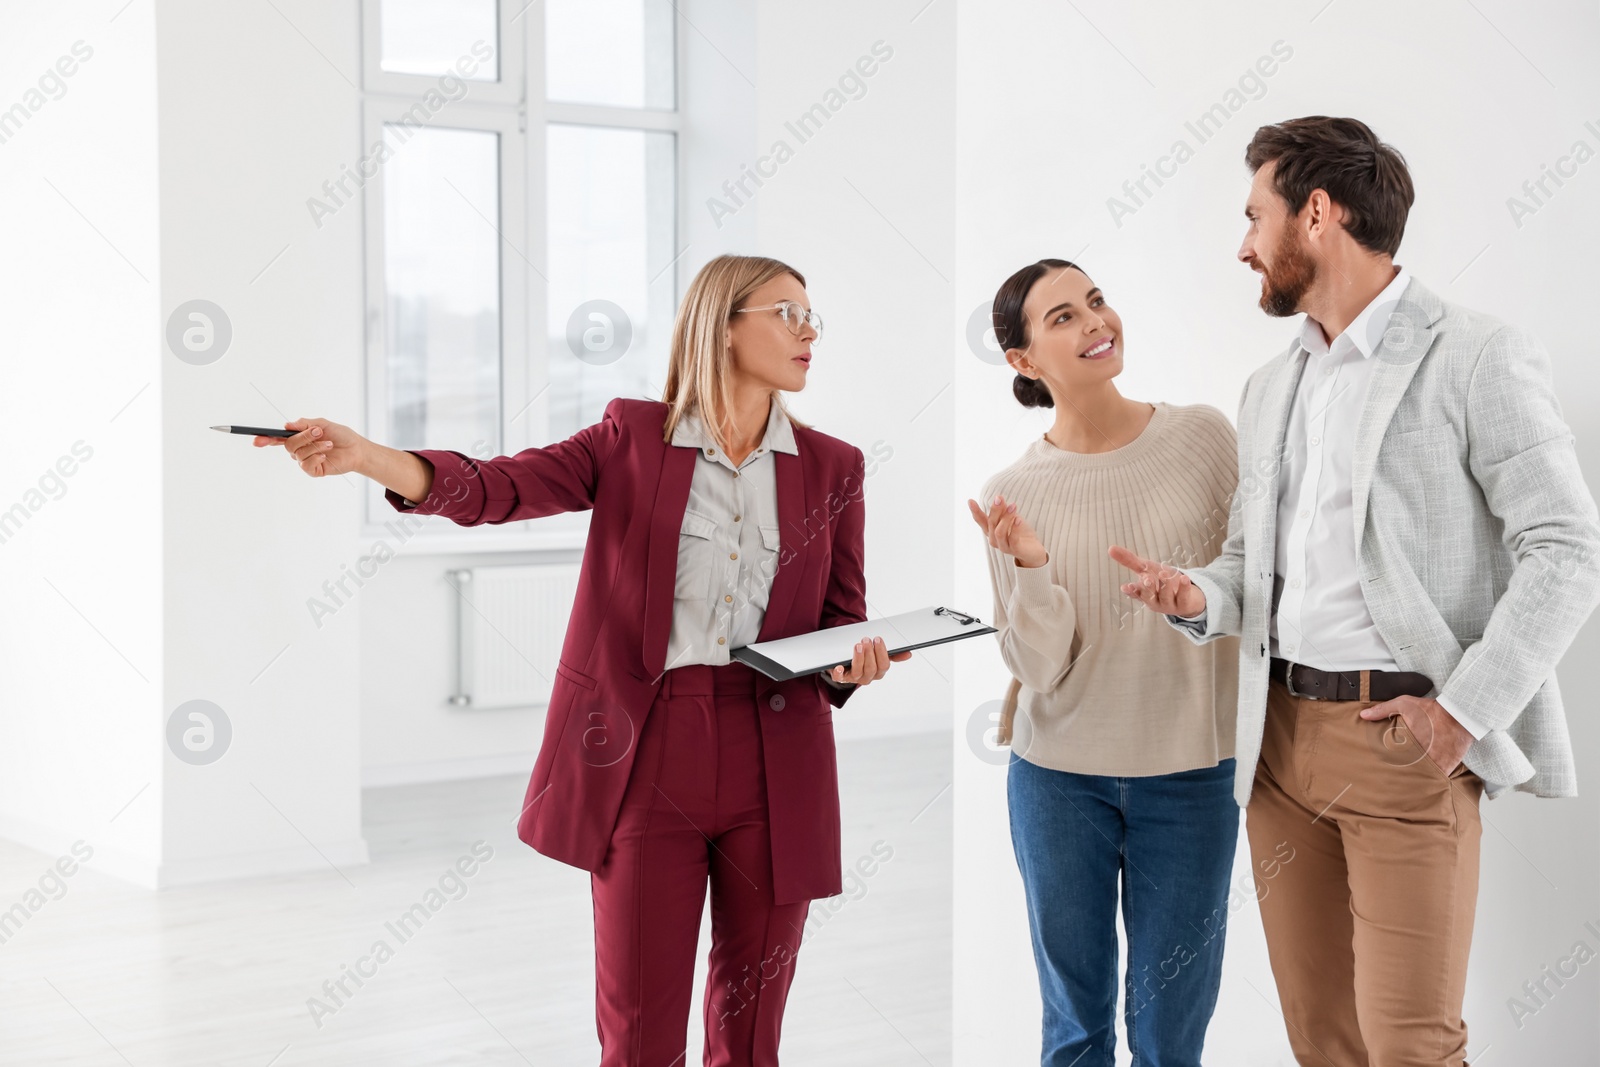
731;605;997;681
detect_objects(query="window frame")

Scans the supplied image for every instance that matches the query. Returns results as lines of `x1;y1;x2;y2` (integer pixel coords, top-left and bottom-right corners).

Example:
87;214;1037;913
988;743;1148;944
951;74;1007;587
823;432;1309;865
359;0;524;105
359;97;528;522
357;0;689;550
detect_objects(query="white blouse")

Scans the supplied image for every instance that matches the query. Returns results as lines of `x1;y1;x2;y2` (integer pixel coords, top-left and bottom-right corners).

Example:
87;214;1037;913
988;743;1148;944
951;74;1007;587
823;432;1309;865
662;399;792;671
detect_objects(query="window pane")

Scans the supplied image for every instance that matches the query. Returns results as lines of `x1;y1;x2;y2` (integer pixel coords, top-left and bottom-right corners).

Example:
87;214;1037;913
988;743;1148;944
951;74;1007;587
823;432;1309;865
546;124;676;440
545;0;674;109
382;125;502;454
380;0;499;81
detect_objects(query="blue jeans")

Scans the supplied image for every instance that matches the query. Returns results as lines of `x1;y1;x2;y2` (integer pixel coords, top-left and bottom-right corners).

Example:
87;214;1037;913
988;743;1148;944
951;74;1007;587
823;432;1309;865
1008;754;1239;1067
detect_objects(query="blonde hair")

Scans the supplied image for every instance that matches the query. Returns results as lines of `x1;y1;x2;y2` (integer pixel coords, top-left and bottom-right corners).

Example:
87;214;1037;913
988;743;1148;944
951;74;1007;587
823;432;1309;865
660;254;813;453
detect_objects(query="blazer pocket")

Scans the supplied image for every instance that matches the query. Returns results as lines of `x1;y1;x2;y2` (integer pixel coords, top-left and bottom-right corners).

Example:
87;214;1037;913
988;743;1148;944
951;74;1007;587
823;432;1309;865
1384;422;1453;450
556;658;598;691
1387;417;1451;437
676;509;718;600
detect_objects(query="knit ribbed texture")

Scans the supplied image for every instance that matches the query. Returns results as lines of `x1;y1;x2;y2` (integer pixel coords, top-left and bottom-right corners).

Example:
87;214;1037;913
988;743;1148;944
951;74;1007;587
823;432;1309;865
980;401;1241;776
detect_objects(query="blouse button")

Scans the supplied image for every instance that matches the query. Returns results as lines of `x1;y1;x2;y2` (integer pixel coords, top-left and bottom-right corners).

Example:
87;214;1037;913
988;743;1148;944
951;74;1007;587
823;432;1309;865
730;552;738;560
717;636;727;645
724;595;733;603
733;514;741;522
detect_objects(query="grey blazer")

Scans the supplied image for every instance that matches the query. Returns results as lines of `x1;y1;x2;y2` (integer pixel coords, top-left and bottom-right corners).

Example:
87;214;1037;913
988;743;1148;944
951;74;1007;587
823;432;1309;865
1169;275;1600;802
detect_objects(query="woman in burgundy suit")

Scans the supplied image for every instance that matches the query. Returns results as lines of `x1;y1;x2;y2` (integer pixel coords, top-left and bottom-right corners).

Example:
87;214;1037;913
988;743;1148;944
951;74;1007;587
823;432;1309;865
259;254;909;1066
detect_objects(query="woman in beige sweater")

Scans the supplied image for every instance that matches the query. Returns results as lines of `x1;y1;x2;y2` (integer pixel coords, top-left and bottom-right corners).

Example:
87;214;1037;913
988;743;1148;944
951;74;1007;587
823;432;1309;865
968;258;1241;1067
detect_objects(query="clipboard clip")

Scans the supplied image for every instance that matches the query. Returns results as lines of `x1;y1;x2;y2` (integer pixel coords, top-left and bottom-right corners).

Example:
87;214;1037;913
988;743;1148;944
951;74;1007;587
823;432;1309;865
935;605;981;626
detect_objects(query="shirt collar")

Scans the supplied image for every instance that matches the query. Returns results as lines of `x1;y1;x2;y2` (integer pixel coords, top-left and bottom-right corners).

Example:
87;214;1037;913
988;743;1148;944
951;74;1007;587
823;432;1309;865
1297;265;1411;360
671;396;799;456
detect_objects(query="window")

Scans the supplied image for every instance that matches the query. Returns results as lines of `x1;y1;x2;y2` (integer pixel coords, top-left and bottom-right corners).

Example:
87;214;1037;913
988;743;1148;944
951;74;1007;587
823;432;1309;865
377;123;506;454
542;0;678;444
359;0;680;539
377;0;499;82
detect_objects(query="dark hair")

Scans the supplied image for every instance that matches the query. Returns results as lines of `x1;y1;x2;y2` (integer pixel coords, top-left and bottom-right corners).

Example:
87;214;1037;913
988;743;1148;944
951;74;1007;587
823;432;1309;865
1244;116;1414;256
991;258;1089;409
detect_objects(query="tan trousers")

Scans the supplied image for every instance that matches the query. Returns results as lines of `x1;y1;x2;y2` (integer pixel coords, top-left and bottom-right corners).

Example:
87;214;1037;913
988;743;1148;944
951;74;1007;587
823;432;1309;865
1246;676;1484;1067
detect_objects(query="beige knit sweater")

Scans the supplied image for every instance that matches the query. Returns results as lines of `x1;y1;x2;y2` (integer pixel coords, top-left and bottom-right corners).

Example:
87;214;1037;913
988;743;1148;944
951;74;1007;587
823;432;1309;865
979;401;1240;776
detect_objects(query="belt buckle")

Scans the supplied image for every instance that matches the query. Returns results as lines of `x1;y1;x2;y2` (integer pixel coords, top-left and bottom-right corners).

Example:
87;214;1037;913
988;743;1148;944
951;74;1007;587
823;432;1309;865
1283;660;1307;699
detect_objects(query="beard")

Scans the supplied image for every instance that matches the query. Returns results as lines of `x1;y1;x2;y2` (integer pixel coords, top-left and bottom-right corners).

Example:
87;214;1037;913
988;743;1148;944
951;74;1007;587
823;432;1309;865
1258;226;1317;317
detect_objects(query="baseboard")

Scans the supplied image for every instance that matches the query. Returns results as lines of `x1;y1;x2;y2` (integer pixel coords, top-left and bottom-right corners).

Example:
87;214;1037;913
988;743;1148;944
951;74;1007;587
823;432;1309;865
0;813;370;890
154;837;371;888
0;812;161;889
362;750;538;788
834;716;952;743
152;838;371;889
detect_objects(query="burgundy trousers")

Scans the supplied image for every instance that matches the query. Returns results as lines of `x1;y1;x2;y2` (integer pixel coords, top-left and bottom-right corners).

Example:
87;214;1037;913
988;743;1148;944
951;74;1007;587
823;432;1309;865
591;658;811;1067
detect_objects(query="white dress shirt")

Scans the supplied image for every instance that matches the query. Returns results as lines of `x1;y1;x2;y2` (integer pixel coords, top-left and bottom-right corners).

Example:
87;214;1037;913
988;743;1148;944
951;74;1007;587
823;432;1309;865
1178;266;1485;738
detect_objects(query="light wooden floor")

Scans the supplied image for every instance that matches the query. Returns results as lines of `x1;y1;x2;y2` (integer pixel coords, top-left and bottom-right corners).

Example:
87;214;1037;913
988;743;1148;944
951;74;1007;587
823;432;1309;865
0;731;951;1066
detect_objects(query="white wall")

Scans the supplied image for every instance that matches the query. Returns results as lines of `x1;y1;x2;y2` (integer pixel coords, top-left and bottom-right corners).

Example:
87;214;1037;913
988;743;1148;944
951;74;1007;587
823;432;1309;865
152;0;369;883
751;0;957;740
953;1;1600;1062
0;1;166;885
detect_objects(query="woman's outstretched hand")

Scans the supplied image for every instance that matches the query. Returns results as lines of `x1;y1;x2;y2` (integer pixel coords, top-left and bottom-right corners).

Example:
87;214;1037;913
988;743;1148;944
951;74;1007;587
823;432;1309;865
253;418;367;478
827;636;913;687
967;493;1048;569
1108;545;1206;618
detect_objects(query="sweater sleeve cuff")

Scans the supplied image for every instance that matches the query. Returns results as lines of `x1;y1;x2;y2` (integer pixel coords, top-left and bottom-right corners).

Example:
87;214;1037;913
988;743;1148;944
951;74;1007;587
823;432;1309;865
1009;559;1058;610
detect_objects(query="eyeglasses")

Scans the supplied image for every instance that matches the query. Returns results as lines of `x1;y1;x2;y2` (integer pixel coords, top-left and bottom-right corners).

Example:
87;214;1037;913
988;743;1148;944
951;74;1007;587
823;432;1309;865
734;300;823;341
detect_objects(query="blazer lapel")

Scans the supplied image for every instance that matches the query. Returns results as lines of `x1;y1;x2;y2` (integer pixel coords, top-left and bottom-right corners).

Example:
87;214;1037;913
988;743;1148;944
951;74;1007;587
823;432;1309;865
642;441;698;679
1254;342;1310;566
1350;279;1440;557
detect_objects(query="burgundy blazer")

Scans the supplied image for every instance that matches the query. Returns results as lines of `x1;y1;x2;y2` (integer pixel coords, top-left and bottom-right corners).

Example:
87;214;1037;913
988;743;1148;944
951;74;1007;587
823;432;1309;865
387;397;869;903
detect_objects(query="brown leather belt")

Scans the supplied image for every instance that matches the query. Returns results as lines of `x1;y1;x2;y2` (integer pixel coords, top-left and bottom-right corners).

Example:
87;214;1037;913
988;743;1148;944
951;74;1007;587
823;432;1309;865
1269;656;1433;702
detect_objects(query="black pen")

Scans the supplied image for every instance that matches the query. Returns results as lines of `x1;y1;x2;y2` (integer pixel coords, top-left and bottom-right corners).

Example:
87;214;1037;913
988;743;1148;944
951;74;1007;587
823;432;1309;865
211;425;297;438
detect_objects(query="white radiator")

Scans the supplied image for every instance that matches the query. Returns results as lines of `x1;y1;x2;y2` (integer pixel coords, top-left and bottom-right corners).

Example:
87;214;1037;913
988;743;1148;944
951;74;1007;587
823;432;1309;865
447;564;581;710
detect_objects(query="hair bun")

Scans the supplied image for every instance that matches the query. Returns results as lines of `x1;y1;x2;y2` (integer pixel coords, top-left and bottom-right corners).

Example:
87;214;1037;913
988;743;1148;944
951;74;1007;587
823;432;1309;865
1013;373;1054;409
